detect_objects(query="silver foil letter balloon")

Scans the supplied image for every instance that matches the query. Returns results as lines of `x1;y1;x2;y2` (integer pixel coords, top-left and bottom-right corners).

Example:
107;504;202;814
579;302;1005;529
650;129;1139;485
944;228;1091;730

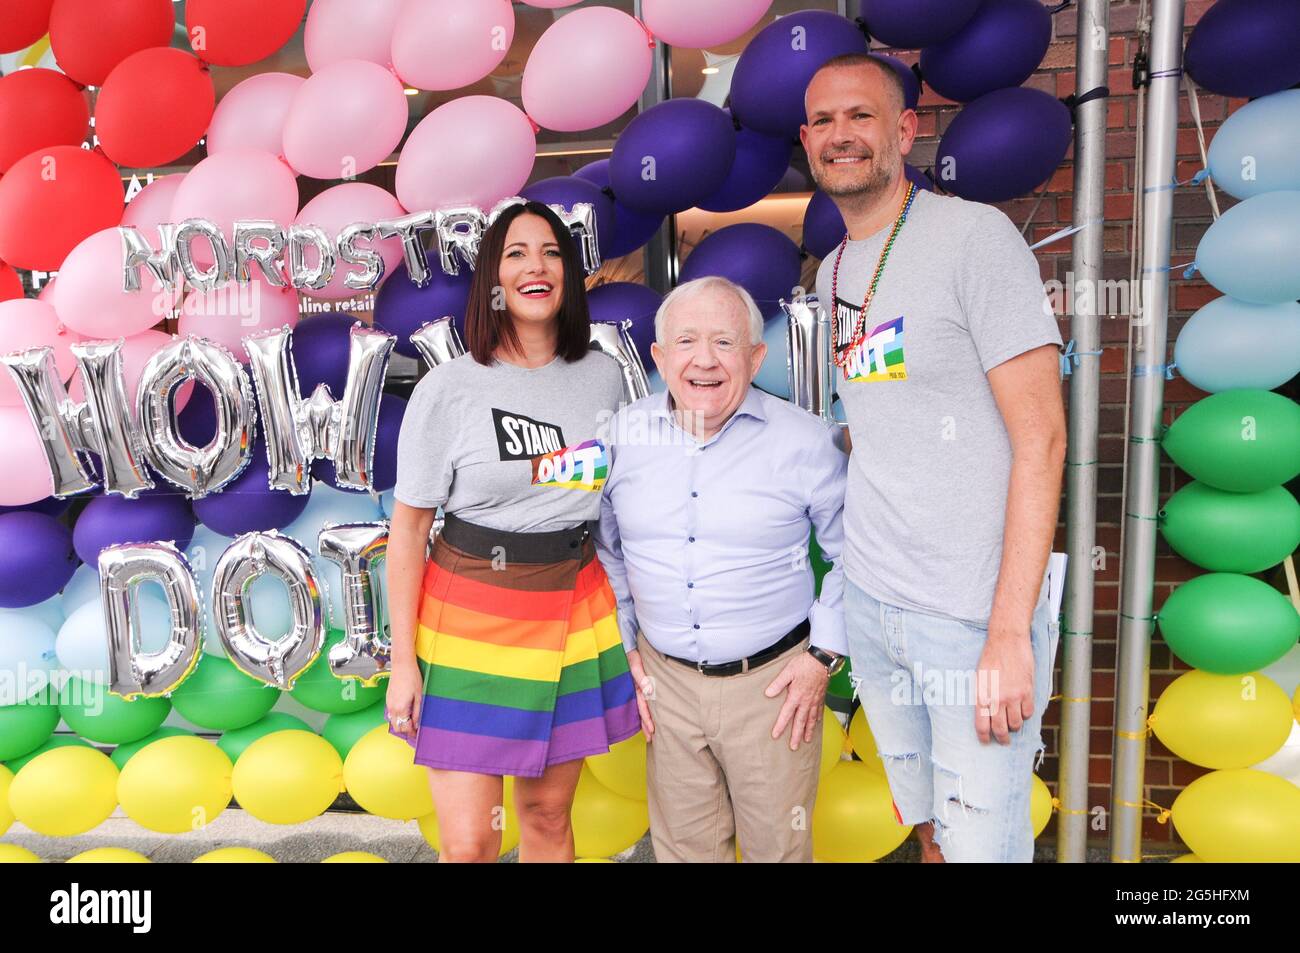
408;316;466;370
212;530;325;690
317;521;390;687
783;294;834;422
589;320;650;404
100;542;203;700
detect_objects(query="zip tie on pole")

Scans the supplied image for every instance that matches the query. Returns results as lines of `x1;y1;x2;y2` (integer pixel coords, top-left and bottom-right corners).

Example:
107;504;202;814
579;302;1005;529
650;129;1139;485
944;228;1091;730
1133;361;1177;379
1030;216;1103;250
1060;84;1110;118
1059;339;1104;376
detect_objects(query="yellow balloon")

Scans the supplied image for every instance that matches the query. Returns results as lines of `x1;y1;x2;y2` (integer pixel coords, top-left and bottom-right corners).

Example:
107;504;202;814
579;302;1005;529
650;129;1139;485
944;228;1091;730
1171;853;1203;863
572;766;649;858
820;709;847;779
1151;670;1293;769
813;761;911;862
343;726;434;819
67;848;150;863
231;730;343;824
847;707;884;773
9;746;118;836
1292;684;1300;724
1171;768;1300;862
417;777;520;857
0;844;40;862
576;857;614;862
1030;774;1053;838
117;736;232;833
194;847;276;863
586;732;647;801
323;851;387;862
0;764;13;835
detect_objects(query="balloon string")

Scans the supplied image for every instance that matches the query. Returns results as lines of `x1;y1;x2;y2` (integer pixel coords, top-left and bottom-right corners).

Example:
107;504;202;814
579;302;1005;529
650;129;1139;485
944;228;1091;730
523;114;541;135
634;17;655;47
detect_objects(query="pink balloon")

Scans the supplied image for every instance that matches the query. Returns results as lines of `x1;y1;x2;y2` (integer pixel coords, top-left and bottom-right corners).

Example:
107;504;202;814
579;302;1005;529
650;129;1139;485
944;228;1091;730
396;95;536;212
282;59;408;181
0;405;53;505
50;228;176;338
178;274;300;359
521;0;581;7
522;8;653;132
391;0;514;92
294;183;405;301
169;149;299;250
0;299;78;405
305;0;402;72
206;73;305;162
641;0;772;48
68;328;194;411
122;174;184;235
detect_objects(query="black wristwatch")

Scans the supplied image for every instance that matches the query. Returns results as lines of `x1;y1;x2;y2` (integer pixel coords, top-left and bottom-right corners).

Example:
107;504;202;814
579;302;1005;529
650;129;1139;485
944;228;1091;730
807;645;845;676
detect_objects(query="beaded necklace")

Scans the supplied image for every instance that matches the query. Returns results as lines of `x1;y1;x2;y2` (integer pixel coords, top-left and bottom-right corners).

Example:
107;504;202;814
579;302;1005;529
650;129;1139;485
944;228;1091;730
829;180;918;369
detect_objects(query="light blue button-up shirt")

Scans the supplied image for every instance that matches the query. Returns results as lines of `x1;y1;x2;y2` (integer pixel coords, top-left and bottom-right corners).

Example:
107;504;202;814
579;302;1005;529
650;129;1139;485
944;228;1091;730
595;386;848;664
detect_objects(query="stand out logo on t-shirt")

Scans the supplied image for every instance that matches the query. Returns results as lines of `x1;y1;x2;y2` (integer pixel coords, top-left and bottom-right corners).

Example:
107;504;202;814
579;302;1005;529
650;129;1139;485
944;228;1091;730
530;438;609;492
834;298;907;384
493;409;566;460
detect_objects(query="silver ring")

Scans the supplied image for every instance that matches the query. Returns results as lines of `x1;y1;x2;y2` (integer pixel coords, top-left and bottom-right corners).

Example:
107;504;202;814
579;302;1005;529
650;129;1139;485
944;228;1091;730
391;715;410;728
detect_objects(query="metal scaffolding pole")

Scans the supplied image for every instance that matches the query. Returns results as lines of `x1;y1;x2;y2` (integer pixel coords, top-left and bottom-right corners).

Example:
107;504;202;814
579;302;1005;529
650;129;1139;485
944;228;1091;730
1110;0;1184;863
635;0;677;295
1056;0;1109;864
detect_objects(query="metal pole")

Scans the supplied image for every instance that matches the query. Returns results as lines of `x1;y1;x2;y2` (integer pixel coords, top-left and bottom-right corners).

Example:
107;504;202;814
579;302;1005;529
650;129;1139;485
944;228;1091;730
1056;0;1109;864
1110;0;1183;863
635;0;677;294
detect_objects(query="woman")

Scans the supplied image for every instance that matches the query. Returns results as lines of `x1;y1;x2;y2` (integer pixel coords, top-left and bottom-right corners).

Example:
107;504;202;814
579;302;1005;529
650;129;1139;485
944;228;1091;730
385;200;640;862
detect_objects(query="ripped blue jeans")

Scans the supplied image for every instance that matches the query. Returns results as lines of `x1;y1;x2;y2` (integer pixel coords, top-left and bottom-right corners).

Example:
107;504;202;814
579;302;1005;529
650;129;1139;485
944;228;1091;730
843;577;1060;863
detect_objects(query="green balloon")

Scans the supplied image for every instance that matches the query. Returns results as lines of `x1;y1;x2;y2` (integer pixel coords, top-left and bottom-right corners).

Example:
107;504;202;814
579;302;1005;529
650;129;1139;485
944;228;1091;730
291;631;385;715
1161;482;1300;573
5;734;94;774
322;701;387;760
218;712;313;763
808;528;832;594
1158;573;1300;674
0;685;59;761
170;655;280;730
1163;390;1300;492
111;727;195;770
58;676;171;744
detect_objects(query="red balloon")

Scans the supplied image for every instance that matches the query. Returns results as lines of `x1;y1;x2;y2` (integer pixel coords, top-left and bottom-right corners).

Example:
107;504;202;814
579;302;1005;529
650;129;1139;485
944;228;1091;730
96;48;214;169
48;0;175;87
186;0;306;67
0;0;55;54
0;262;21;302
0;146;124;271
0;69;89;174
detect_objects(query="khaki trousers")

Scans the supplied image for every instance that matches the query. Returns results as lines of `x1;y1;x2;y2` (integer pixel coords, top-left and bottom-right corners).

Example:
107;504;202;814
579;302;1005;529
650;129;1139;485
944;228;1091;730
638;631;821;863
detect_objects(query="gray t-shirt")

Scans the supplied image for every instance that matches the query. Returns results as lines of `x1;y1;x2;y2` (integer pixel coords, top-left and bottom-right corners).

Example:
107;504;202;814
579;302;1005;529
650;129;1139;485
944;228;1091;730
814;188;1062;624
393;349;625;533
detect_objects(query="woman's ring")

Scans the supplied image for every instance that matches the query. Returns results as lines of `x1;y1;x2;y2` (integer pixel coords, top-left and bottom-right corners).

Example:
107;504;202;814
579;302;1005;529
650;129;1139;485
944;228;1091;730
392;715;410;728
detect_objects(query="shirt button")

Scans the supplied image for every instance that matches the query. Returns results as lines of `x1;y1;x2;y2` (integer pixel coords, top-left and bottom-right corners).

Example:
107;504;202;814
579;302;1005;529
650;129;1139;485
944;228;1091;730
688;536;695;542
687;582;694;588
691;491;698;498
693;624;700;630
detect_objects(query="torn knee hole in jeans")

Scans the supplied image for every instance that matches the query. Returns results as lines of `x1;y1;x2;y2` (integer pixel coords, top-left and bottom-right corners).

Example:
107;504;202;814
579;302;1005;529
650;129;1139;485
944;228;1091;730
934;762;989;823
878;750;923;776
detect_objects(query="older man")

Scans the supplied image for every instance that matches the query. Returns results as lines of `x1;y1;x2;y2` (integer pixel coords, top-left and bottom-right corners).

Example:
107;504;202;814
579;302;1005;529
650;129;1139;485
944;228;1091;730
594;275;848;863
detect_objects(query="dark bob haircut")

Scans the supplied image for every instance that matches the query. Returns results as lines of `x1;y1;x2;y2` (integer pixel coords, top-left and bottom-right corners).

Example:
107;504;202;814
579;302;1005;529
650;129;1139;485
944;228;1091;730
464;199;593;366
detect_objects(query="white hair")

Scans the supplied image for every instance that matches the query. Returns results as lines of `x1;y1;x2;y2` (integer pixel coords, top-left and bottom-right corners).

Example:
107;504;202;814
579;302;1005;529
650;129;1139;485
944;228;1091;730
654;276;764;347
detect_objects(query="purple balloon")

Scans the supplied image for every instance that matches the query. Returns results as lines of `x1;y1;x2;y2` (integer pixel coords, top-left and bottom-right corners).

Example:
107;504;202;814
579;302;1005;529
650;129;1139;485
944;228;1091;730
859;0;982;49
802;190;846;260
0;512;77;608
193;438;310;537
609;99;736;214
1185;0;1300;98
587;282;662;366
177;386;218;446
936;87;1072;203
679;223;803;307
730;10;868;140
311;394;406;493
72;494;195;566
905;163;935;193
0;495;71;518
698;110;792;213
873;54;921;111
574;159;663;258
373;261;471;360
522;176;617;260
291;312;361;398
919;0;1051;104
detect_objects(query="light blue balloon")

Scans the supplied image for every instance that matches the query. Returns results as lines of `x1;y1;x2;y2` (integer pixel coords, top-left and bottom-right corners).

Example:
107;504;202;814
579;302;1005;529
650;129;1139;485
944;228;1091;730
5;594;65;635
646;367;666;394
753;316;791;398
379;489;395;518
282;481;383;631
60;562;101;617
1207;89;1300;200
55;589;171;685
1196;191;1300;303
1175;297;1300;393
185;525;293;650
0;612;58;701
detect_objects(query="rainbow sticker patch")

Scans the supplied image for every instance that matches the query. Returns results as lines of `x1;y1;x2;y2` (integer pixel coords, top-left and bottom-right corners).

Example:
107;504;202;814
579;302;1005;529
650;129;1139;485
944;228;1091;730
530;439;609;491
843;316;907;383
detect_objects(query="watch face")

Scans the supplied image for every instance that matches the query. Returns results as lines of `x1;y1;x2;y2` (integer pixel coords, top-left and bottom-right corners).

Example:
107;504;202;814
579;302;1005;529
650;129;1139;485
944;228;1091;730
827;656;845;676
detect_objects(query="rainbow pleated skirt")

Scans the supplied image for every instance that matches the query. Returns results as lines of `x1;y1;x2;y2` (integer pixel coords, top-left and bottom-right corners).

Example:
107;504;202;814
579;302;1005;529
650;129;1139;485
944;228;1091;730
390;527;641;778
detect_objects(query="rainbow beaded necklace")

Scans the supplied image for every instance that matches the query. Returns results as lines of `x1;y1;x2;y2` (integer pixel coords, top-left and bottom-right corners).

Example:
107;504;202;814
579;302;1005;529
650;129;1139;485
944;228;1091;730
829;180;918;370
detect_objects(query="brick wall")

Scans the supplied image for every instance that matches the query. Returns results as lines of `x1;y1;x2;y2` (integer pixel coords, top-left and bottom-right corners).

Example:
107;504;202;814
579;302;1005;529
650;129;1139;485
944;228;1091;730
879;0;1266;850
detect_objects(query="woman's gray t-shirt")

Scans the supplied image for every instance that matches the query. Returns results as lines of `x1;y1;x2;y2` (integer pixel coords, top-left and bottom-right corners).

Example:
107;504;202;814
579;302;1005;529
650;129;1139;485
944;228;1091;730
393;349;625;533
